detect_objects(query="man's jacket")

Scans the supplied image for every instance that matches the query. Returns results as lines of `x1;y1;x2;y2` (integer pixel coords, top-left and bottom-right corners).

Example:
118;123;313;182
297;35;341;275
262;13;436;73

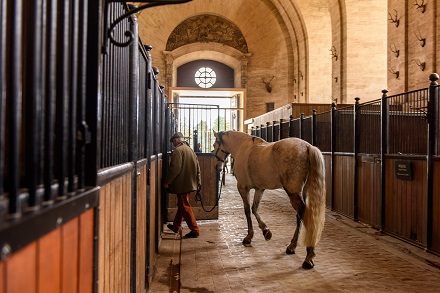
164;141;201;194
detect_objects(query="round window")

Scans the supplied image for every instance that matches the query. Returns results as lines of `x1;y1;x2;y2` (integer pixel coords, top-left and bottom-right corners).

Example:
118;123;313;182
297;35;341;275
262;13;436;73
195;67;216;88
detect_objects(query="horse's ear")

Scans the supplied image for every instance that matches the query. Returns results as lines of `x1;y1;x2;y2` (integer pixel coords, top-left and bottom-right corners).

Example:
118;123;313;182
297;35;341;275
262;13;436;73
213;130;218;138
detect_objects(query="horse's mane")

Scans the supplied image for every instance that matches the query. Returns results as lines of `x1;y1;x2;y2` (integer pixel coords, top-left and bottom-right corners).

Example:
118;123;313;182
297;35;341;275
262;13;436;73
224;130;266;145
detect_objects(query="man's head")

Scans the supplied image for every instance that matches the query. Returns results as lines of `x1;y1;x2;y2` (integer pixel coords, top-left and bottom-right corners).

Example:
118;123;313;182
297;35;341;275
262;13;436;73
170;132;184;147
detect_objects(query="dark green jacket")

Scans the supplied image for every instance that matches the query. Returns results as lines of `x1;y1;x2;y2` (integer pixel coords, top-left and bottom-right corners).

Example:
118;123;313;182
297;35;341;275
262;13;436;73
165;141;201;194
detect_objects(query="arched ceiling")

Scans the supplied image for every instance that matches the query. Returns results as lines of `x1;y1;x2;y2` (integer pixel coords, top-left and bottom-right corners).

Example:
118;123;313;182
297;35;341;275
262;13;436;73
134;0;387;109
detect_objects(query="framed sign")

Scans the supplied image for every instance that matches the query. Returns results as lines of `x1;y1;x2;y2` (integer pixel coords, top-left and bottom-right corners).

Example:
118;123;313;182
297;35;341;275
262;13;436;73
395;160;412;180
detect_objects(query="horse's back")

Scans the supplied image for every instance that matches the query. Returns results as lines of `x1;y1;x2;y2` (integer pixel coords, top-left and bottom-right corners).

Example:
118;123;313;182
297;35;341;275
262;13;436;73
246;137;310;190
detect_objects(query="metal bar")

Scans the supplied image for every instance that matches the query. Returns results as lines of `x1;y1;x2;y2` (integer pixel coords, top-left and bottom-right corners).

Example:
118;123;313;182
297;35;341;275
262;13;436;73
84;0;103;187
353;97;361;220
128;8;139;292
76;0;89;190
300;113;304;140
25;0;44;209
380;90;389;230
55;0;72;199
331;103;337;210
0;0;6;196
43;0;57;204
312;110;317;146
426;73;439;249
7;0;24;217
68;0;80;194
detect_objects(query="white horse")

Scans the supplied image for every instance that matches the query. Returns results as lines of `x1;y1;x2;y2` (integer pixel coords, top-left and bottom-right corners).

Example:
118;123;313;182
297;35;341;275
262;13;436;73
213;130;326;269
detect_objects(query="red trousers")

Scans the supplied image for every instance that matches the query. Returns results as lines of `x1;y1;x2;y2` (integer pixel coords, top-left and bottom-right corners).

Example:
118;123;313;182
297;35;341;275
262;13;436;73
173;192;200;235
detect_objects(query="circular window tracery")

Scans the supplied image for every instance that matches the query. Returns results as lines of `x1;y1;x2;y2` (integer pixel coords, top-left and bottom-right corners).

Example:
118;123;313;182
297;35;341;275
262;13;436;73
195;67;216;88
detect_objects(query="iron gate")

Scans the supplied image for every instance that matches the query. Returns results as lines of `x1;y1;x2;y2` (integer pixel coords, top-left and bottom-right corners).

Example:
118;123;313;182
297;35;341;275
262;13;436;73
165;103;226;220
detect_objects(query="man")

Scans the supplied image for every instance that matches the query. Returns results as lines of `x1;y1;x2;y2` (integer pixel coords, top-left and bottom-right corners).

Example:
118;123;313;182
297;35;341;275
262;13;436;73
164;132;201;238
195;142;202;152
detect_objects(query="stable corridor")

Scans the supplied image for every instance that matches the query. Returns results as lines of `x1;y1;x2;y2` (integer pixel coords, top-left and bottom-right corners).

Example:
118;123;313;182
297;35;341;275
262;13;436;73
150;174;440;292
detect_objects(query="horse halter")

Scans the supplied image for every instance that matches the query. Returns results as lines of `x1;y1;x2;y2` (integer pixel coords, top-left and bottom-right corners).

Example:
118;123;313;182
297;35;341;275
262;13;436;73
214;132;230;162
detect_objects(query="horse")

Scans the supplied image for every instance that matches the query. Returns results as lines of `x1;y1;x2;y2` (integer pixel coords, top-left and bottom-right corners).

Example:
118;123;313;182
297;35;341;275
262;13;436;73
213;130;326;269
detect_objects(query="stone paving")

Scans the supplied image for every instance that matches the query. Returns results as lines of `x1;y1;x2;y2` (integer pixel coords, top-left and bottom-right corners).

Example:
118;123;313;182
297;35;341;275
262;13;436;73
149;174;440;293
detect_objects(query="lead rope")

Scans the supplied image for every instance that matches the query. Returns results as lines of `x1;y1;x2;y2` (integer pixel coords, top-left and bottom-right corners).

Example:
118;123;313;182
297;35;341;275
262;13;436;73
195;165;224;212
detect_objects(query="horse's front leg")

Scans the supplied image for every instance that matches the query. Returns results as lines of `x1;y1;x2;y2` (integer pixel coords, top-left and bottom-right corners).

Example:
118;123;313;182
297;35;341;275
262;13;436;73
238;185;253;245
252;188;272;241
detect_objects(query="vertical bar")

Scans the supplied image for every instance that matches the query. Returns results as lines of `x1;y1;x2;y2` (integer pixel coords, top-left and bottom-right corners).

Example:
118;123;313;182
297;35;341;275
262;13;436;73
272;121;277;142
68;0;80;194
279;119;284;139
380;89;389;230
55;0;71;199
312;109;317;146
300;113;304;140
266;122;270;142
289;115;294;138
331;102;337;210
426;73;439;249
84;0;103;188
0;0;7;196
76;0;89;190
7;0;24;217
128;6;139;293
43;0;57;204
353;97;361;220
25;0;44;209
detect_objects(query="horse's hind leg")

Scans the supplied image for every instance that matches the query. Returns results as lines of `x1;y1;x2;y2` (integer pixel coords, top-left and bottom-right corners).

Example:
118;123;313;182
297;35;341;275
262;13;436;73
286;214;302;254
252;188;272;241
238;185;253;245
286;192;305;254
302;247;316;269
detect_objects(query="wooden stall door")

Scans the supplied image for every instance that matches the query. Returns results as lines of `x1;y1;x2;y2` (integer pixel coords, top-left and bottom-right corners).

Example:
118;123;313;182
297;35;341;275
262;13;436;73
167;153;219;221
357;155;381;228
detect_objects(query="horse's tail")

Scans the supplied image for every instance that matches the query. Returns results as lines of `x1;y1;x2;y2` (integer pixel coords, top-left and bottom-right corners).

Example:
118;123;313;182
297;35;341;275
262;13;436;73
300;145;326;247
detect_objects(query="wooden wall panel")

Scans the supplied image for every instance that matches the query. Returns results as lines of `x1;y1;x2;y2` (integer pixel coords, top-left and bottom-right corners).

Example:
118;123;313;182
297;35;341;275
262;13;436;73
149;158;158;286
384;158;427;246
78;209;95;293
61;218;79;293
357;156;381;228
98;172;132;293
1;208;95;293
148;158;159;284
38;229;61;293
158;158;163;250
6;243;37;293
136;164;147;292
432;160;440;254
0;260;3;293
333;155;355;217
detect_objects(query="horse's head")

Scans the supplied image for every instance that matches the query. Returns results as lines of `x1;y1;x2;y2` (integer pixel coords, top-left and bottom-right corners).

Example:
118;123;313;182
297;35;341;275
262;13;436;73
213;131;230;162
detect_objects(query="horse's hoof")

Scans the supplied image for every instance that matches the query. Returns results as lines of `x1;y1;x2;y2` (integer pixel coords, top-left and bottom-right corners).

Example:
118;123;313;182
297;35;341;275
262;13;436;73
263;229;272;241
242;238;251;245
286;247;295;255
302;260;314;269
